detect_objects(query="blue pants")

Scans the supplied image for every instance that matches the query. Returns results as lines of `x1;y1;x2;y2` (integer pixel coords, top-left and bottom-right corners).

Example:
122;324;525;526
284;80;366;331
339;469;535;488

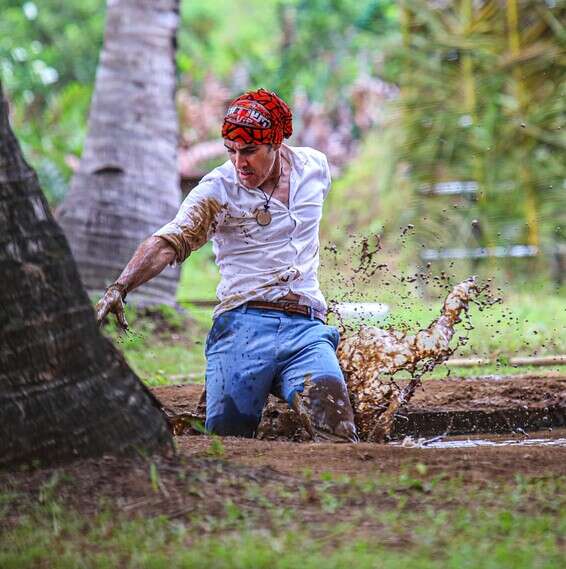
204;305;355;438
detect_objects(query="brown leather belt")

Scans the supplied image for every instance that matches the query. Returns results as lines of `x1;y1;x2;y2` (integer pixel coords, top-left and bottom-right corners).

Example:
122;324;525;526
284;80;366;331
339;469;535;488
246;301;326;323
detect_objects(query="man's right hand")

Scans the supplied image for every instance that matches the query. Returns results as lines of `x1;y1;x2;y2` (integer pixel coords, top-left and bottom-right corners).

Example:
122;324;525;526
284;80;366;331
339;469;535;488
93;236;176;330
95;284;129;330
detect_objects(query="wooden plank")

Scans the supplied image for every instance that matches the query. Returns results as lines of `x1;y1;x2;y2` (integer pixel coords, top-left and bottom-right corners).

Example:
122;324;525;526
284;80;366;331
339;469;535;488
446;355;566;368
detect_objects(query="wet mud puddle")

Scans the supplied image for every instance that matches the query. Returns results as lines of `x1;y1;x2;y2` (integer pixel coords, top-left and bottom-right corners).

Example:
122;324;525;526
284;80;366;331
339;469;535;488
392;428;566;449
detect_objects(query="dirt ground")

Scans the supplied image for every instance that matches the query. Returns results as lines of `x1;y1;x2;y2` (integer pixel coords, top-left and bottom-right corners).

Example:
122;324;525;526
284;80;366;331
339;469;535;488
2;373;564;534
4;439;565;528
154;374;566;479
155;372;566;415
174;432;566;480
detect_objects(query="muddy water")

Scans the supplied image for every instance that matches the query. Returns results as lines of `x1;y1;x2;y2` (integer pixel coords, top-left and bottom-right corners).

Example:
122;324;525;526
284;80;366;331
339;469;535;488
319;229;514;443
336;278;480;441
392;428;566;449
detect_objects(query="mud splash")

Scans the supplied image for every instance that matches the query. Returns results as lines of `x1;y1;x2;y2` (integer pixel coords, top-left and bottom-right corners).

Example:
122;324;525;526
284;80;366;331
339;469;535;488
166;227;503;442
337;278;478;441
254;278;481;442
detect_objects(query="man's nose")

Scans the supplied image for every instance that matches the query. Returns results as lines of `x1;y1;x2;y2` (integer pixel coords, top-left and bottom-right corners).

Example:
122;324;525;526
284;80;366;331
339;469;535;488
235;153;248;170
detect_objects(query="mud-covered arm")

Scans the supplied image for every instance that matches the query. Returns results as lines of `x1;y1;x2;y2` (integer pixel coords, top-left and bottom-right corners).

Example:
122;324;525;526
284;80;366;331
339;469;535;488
115;235;176;293
96;179;226;329
95;236;176;328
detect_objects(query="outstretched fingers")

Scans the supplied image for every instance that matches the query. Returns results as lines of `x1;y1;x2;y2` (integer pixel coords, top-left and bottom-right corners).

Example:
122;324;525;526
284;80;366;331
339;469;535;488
95;297;112;327
95;287;128;330
115;303;129;330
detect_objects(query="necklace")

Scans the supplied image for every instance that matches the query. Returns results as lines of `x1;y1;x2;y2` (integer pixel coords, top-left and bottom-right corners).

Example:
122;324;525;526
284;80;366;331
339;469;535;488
255;157;283;227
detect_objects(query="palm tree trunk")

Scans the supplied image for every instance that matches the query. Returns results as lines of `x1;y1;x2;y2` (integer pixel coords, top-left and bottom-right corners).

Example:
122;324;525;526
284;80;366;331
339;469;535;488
57;0;181;306
0;84;171;468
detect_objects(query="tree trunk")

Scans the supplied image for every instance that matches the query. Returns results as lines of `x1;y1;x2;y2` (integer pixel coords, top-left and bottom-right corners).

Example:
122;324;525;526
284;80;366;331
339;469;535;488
57;0;181;306
0;84;171;468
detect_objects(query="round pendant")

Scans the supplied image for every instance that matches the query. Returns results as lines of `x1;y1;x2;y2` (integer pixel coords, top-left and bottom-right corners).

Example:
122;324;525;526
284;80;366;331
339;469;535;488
255;207;272;226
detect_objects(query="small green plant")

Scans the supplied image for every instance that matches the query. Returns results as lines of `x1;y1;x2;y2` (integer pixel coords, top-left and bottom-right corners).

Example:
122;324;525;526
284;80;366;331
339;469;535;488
224;499;245;523
207;436;225;458
38;471;62;504
149;462;161;494
320;492;341;514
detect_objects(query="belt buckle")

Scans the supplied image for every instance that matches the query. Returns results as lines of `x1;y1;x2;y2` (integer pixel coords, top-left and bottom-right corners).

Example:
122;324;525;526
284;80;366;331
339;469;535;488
281;302;295;314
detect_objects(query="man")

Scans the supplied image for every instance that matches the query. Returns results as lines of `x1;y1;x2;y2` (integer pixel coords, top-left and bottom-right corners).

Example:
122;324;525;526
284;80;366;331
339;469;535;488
96;88;357;441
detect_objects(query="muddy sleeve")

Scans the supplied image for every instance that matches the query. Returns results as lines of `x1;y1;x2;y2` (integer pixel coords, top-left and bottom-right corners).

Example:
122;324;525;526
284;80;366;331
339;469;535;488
153;181;226;264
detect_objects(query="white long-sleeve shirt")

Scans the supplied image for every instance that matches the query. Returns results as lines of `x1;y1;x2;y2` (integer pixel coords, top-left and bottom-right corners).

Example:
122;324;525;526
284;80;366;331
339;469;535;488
153;145;331;318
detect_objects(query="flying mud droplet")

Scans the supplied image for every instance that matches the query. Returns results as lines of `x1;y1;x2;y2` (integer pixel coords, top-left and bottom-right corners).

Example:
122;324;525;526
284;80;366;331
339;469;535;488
352;234;382;276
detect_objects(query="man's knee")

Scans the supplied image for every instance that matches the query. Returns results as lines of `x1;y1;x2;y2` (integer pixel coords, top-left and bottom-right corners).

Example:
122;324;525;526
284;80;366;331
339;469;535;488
303;375;358;442
205;396;260;438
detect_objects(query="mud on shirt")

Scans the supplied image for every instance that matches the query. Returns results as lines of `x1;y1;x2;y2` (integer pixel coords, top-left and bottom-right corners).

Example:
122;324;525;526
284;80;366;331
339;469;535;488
153;145;332;318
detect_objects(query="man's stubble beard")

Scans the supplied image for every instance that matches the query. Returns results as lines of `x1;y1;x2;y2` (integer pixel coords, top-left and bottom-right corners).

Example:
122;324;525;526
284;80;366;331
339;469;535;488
241;148;280;190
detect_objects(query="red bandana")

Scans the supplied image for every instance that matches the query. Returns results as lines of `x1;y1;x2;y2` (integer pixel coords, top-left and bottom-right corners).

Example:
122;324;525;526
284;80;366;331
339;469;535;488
222;88;293;145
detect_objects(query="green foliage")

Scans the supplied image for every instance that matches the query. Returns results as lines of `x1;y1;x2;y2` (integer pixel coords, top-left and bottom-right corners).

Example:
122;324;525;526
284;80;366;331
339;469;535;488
3;0;563;293
178;0;398;101
385;0;565;252
0;0;104;203
2;0;398;204
0;0;104;100
178;0;281;86
322;123;402;244
275;0;373;100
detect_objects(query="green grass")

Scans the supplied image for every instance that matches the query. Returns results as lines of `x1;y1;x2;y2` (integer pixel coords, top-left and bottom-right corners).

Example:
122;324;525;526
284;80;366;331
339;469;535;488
367;290;566;379
177;243;220;304
2;471;565;568
3;524;564;569
381;292;565;357
102;302;210;386
118;338;207;385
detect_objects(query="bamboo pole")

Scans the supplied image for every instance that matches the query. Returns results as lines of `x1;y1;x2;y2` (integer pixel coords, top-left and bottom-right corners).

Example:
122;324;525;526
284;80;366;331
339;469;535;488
506;0;540;248
461;0;477;112
400;0;411;49
446;355;566;368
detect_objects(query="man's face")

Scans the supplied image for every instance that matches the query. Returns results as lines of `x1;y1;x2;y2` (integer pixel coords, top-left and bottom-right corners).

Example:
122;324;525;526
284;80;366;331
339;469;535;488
224;139;279;189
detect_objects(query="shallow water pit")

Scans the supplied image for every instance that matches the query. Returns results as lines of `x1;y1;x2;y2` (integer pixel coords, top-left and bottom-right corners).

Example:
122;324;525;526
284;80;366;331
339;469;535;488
392;428;566;449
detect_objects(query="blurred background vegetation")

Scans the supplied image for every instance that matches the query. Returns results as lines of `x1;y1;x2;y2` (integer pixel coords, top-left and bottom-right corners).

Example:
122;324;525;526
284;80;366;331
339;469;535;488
1;0;398;202
1;0;564;380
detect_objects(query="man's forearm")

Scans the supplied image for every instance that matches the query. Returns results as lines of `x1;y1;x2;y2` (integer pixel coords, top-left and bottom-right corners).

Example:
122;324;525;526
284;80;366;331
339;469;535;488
114;236;176;296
